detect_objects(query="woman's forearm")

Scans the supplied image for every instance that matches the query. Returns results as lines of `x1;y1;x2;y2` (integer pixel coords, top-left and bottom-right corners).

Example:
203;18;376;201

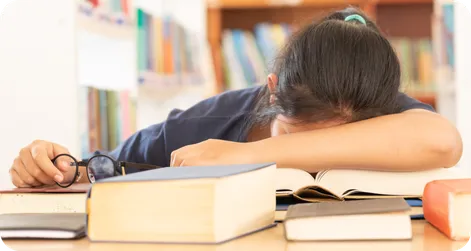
253;109;462;172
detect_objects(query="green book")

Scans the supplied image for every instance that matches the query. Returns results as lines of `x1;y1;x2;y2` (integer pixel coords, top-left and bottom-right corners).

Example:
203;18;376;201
136;8;147;72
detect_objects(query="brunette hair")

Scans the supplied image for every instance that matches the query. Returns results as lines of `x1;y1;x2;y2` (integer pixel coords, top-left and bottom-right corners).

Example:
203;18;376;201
250;7;401;126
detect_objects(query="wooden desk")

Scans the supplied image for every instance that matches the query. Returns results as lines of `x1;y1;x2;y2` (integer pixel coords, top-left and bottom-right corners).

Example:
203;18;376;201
4;220;468;251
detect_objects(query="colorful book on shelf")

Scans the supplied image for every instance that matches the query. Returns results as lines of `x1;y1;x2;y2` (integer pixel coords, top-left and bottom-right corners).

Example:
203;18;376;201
120;0;129;16
88;88;101;151
163;16;174;74
222;30;247;90
106;90;118;150
80;87;135;153
135;12;203;86
136;8;147;72
178;25;187;74
145;11;154;71
232;30;257;86
254;23;278;67
389;37;434;93
442;4;455;69
172;20;181;77
153;16;163;73
79;87;90;158
99;90;109;151
120;91;131;140
223;23;293;90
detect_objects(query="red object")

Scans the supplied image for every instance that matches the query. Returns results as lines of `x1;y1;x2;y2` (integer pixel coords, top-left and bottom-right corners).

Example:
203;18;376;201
87;0;99;7
121;0;129;15
423;179;471;241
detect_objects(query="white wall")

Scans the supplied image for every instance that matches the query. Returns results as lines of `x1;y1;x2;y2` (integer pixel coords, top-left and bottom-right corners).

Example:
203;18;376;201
0;0;78;188
454;1;471;174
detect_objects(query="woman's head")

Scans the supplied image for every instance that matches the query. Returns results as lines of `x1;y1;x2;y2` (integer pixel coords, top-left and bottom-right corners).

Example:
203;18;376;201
251;8;401;136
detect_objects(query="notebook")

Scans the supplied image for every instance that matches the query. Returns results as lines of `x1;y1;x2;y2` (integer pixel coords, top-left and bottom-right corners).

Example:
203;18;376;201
0;184;89;214
86;163;277;244
284;198;412;241
0;213;86;239
276;167;465;203
275;198;423;221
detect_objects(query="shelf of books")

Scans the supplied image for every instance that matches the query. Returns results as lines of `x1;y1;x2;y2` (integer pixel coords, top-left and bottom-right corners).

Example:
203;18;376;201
76;0;138;158
76;0;212;157
210;0;439;108
136;8;209;99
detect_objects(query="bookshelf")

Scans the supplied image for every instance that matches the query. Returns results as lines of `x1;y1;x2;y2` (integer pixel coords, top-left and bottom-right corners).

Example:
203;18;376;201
0;0;137;187
207;0;437;107
132;0;213;129
0;0;210;188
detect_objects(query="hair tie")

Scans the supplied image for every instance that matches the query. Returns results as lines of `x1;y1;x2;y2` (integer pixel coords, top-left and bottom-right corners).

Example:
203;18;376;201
344;14;366;25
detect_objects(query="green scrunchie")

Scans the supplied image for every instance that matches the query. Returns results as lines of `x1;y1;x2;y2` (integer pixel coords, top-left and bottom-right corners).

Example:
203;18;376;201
344;14;367;25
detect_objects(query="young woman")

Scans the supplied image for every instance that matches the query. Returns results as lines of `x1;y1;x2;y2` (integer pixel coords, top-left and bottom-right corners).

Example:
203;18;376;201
10;8;462;188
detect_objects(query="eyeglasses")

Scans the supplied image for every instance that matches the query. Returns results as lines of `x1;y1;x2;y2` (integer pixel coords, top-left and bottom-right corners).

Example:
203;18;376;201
51;153;160;188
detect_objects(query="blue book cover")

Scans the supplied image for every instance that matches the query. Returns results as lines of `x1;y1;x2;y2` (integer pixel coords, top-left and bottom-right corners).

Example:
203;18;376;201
232;30;257;86
442;4;455;68
98;90;109;151
254;23;277;66
406;199;422;207
96;163;275;183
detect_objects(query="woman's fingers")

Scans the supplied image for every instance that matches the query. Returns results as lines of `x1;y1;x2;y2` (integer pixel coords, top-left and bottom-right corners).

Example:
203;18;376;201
170;150;182;167
30;144;64;183
12;158;42;187
19;147;54;185
10;167;31;188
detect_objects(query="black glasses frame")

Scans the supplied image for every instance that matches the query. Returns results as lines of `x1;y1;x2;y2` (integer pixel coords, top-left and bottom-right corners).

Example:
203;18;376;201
52;153;160;188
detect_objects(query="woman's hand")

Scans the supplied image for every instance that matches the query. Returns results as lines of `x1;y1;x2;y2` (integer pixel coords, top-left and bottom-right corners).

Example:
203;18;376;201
10;140;76;188
170;139;261;167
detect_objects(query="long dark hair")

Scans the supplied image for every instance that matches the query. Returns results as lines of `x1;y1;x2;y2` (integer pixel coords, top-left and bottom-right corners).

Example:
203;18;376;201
250;8;401;127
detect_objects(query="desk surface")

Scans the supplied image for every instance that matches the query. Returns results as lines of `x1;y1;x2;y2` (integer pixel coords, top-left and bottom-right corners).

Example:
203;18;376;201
4;220;469;251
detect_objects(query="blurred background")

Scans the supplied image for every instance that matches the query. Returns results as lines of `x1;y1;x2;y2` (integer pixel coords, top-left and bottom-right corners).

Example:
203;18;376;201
0;0;469;188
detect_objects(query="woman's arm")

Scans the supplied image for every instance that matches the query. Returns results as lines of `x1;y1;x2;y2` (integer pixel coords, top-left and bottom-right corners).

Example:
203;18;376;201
254;109;462;172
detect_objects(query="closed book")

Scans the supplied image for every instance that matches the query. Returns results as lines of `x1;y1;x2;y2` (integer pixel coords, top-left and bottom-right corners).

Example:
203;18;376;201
284;198;412;241
275;198;423;222
0;184;89;214
0;213;86;240
423;179;471;241
86;163;277;244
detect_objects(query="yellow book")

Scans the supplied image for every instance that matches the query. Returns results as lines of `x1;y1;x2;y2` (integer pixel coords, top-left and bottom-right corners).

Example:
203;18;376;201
153;17;164;73
271;24;287;49
86;163;277;244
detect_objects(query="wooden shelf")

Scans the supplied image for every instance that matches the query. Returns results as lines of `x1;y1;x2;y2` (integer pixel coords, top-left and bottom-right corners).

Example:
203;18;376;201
206;0;436;106
377;0;432;4
207;0;432;9
208;0;364;9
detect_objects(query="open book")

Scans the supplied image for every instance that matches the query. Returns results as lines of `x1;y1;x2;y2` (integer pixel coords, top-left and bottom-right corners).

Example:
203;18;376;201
276;167;467;203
